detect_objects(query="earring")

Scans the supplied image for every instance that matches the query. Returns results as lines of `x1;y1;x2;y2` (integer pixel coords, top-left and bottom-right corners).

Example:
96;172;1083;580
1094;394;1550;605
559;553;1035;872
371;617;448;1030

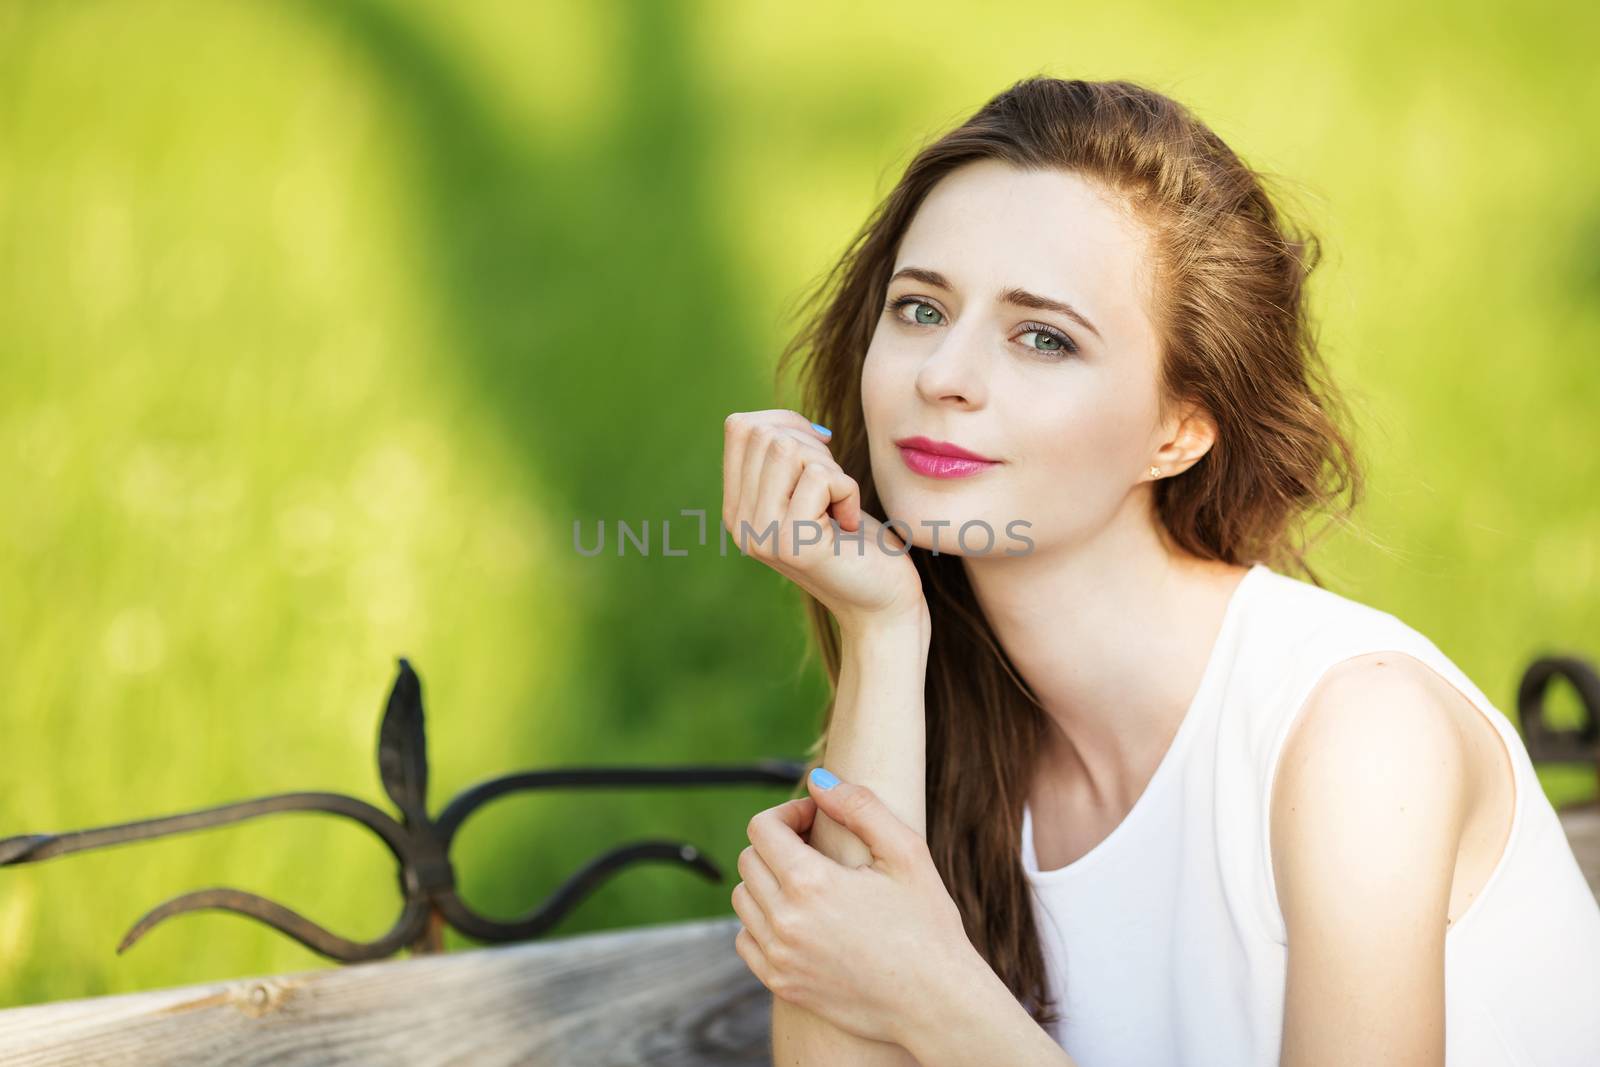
1149;465;1161;478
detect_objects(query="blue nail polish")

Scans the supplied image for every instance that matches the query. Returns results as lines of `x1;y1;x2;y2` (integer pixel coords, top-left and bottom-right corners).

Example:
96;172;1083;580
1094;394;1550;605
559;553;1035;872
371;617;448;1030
810;767;839;790
810;422;832;438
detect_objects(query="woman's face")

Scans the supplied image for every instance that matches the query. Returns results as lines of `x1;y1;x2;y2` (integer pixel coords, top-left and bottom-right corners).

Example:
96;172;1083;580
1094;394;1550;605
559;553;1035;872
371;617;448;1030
861;159;1185;557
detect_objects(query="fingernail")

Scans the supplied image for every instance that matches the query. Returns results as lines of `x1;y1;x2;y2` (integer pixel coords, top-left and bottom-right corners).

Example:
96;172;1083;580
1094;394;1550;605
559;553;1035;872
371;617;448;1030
809;767;839;790
810;422;832;439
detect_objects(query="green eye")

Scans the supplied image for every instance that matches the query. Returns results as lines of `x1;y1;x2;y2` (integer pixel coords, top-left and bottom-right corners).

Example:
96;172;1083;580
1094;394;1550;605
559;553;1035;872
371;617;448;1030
1021;328;1065;353
883;296;1080;359
885;296;944;326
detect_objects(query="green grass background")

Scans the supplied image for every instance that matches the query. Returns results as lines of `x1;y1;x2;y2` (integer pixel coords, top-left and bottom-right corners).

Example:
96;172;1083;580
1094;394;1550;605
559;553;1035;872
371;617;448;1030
0;0;1595;1007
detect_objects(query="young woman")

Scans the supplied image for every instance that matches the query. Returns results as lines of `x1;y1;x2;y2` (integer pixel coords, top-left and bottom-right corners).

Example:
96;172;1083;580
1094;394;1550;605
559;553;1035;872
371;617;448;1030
723;76;1600;1065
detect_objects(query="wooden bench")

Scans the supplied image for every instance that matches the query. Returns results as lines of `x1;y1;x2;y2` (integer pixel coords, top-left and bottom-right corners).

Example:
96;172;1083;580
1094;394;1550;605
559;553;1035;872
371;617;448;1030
0;811;1594;1065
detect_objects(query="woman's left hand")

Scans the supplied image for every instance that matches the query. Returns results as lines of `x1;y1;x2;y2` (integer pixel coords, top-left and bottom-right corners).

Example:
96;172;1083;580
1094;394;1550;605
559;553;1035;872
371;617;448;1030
732;768;982;1048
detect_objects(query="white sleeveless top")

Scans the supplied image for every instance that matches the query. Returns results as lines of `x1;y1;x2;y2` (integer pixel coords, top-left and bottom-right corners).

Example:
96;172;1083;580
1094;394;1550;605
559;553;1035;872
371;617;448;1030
1019;561;1600;1065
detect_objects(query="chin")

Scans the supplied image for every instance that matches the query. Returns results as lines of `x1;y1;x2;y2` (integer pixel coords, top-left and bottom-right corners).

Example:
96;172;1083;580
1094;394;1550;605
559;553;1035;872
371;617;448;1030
876;487;1007;556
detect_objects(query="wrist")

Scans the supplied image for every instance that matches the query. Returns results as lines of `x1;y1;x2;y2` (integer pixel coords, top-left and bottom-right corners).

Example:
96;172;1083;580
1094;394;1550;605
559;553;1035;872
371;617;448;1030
836;597;931;649
897;946;1022;1065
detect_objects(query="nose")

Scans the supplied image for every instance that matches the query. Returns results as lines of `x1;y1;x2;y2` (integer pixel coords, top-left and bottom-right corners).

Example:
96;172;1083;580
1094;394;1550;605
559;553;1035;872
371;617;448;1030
913;327;989;408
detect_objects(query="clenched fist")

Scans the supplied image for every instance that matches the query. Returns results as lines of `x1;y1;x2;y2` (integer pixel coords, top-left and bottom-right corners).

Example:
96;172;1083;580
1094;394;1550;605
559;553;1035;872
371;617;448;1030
722;410;927;635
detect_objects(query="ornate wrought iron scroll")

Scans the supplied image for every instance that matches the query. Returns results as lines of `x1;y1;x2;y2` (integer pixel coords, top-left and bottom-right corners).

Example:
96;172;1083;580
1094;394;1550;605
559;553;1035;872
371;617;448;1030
1517;653;1600;811
0;658;804;963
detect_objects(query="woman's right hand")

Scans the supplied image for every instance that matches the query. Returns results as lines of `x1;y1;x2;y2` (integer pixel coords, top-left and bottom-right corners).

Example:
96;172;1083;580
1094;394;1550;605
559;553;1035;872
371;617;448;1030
722;410;927;636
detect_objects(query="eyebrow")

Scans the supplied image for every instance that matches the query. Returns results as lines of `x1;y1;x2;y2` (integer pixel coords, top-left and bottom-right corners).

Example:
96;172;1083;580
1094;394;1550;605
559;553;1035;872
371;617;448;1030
887;266;1103;341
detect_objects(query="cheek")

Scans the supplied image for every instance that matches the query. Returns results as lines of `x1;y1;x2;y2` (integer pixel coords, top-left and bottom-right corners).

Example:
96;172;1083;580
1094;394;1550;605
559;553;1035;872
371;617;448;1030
859;341;893;426
1011;377;1154;507
1047;391;1145;468
859;346;901;499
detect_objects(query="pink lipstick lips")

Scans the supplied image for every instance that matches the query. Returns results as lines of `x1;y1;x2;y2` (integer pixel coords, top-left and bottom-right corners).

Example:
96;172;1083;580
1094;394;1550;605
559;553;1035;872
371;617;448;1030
894;436;1002;479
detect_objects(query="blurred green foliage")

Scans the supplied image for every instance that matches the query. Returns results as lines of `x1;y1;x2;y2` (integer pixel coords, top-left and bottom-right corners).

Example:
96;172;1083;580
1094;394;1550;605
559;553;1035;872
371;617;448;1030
0;0;1595;1007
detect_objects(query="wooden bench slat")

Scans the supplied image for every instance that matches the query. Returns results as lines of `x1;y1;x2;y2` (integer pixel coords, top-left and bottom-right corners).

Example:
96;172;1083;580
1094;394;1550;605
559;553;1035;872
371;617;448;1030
0;916;770;1066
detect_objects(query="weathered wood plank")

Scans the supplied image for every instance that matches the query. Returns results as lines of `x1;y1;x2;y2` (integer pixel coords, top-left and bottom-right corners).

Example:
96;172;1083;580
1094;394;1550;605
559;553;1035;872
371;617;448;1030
0;915;770;1066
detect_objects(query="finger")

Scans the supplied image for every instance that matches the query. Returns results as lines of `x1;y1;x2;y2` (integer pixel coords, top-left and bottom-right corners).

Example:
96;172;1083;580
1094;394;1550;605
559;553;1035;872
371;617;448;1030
746;797;822;886
738;431;820;554
785;456;863;534
752;437;809;554
771;794;818;835
749;408;834;439
805;771;920;871
731;878;775;948
725;412;829;525
782;464;838;557
722;412;752;534
730;416;833;535
750;796;818;849
737;842;784;917
734;924;778;992
773;427;837;469
753;429;844;559
736;427;775;548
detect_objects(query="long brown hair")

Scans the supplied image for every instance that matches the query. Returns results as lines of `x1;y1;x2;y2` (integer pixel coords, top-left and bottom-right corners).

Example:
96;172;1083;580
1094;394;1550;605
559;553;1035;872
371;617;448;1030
773;75;1365;1031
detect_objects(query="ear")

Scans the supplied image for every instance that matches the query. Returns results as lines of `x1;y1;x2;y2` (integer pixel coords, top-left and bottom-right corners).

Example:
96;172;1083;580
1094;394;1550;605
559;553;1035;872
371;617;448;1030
1151;397;1216;477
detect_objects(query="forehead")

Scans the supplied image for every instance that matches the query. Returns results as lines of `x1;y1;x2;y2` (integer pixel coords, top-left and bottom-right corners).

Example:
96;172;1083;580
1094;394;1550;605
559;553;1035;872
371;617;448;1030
892;160;1155;332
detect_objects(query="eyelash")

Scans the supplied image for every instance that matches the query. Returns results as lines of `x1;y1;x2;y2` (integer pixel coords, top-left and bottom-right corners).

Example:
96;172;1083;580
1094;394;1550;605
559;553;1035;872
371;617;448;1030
882;296;1081;358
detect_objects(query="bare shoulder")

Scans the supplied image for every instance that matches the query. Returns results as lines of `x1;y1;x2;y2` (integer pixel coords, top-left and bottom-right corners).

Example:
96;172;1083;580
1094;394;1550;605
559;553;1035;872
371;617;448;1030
1269;650;1474;924
1276;650;1486;791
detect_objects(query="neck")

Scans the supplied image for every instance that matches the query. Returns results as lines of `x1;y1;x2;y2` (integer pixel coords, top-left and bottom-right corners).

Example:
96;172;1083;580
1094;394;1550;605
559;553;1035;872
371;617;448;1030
960;503;1249;810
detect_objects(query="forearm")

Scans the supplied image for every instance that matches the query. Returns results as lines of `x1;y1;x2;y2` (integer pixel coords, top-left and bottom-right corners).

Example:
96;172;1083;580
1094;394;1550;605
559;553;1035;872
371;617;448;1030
782;611;1072;1066
772;1001;922;1066
900;950;1079;1067
772;610;931;1064
811;612;931;857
